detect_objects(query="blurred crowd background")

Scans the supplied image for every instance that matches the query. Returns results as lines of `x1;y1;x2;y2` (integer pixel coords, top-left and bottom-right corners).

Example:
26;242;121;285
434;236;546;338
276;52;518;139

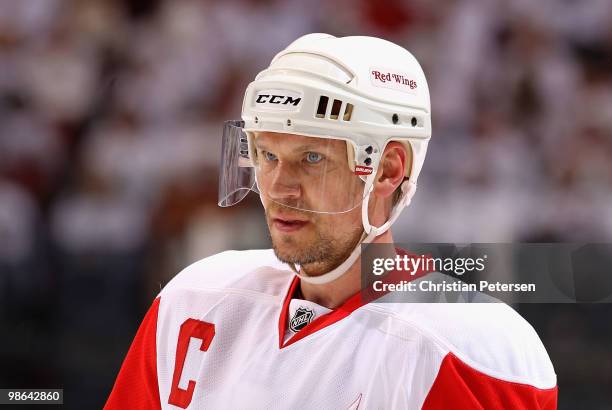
1;0;611;408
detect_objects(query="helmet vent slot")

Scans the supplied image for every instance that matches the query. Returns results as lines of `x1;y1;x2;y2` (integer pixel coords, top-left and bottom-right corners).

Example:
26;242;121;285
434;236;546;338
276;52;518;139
315;95;353;121
316;95;329;118
330;99;342;119
343;103;354;121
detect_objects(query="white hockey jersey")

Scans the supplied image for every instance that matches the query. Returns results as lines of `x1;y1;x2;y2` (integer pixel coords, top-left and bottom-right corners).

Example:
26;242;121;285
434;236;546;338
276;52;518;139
105;249;558;409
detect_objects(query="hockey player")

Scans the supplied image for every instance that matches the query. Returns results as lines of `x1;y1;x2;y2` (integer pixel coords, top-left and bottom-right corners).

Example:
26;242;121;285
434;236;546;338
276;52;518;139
106;34;558;409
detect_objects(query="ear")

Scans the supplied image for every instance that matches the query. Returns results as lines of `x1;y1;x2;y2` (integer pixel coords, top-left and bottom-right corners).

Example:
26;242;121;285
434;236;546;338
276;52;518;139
373;141;409;199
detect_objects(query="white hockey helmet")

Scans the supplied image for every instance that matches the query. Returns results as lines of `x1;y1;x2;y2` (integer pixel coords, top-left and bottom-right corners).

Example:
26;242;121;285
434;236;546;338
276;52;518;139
219;34;432;283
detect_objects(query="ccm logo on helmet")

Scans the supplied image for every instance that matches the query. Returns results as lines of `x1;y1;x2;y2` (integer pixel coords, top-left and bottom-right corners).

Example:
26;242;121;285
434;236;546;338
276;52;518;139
254;89;303;111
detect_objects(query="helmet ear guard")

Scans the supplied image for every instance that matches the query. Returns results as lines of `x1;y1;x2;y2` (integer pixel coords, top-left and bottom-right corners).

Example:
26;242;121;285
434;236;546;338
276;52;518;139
345;141;381;179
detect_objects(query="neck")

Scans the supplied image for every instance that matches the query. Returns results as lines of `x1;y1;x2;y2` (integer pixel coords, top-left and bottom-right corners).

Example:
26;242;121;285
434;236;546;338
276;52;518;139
299;229;395;309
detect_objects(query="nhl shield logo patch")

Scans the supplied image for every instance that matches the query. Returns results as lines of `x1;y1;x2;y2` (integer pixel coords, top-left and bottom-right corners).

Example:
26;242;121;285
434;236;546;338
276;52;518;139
289;306;315;332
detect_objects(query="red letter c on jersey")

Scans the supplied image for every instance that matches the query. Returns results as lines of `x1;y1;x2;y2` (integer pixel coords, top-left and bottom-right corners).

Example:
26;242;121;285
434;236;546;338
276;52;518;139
168;319;215;408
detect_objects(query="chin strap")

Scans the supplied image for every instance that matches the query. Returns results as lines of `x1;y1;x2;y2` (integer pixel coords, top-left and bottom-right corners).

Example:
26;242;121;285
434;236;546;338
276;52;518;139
294;178;417;285
293;230;377;285
362;179;416;236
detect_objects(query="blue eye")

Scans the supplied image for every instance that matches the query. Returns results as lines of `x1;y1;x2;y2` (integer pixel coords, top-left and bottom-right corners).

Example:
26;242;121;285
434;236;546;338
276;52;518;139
306;152;323;163
263;151;277;161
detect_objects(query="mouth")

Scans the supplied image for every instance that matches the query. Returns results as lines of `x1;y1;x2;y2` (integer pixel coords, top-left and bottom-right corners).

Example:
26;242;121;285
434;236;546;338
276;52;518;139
271;216;309;233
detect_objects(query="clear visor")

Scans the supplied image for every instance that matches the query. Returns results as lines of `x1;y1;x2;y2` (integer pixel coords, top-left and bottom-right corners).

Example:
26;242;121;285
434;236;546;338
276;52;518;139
218;120;259;207
218;120;369;213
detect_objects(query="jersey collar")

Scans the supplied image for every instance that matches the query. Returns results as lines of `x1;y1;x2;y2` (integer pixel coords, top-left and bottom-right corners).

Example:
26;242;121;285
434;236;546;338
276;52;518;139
278;247;431;349
278;275;368;349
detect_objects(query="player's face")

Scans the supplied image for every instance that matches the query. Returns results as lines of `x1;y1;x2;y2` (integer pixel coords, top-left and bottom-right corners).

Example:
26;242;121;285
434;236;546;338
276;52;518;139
253;132;365;213
254;132;365;275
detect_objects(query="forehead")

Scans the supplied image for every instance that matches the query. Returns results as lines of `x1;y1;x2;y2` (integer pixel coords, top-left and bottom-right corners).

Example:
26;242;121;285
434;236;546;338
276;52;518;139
254;131;347;152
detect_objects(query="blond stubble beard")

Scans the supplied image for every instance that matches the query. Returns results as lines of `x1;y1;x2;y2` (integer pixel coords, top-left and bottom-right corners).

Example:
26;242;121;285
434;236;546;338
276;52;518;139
265;207;364;275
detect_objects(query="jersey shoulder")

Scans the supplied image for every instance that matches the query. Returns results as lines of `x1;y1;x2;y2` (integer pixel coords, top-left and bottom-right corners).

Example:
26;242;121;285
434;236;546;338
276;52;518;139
159;249;292;298
378;301;557;389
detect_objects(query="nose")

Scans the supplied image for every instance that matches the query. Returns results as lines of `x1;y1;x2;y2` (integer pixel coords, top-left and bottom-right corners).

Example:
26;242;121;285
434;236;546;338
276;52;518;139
267;161;301;201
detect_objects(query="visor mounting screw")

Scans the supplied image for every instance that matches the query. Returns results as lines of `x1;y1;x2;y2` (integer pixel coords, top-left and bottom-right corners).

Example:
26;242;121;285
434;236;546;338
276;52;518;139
411;117;417;126
365;146;373;154
392;113;399;124
364;157;372;166
254;116;259;124
286;119;292;126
